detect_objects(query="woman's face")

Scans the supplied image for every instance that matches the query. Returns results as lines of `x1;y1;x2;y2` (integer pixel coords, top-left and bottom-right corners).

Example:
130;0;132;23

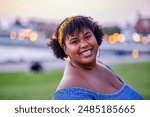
64;28;99;67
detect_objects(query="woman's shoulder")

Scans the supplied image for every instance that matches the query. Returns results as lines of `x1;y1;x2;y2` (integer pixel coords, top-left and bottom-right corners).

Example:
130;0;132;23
57;61;84;90
56;76;80;91
53;76;95;100
96;60;114;71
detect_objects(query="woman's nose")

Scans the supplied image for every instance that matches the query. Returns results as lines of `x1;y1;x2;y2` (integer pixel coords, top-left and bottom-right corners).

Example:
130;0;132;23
80;40;88;48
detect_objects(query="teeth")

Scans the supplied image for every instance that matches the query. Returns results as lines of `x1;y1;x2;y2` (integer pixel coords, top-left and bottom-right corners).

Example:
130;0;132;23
81;50;92;56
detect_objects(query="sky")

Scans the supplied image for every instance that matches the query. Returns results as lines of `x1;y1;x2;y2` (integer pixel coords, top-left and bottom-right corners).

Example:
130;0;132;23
0;0;150;26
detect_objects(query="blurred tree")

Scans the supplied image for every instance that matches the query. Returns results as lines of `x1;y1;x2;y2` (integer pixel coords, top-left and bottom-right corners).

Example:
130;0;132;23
103;26;121;35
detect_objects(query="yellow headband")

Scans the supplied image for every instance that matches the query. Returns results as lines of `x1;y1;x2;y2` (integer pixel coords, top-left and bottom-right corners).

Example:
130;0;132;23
58;16;77;48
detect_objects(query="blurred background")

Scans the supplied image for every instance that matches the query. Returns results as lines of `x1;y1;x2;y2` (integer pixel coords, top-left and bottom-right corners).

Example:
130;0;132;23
0;0;150;99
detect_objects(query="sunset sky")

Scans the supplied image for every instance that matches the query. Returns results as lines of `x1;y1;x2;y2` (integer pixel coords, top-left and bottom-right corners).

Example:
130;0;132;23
0;0;150;26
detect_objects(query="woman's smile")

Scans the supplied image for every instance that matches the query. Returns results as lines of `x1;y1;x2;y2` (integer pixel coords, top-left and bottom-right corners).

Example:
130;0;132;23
79;48;93;57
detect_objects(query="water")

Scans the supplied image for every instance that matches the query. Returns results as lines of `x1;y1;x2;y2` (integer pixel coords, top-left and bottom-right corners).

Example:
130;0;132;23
0;42;150;72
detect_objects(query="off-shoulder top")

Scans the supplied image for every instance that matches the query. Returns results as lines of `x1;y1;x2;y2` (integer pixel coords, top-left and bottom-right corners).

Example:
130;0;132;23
52;83;144;100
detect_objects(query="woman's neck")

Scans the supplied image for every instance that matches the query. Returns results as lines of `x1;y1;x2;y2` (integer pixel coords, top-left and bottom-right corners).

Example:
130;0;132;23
69;60;97;71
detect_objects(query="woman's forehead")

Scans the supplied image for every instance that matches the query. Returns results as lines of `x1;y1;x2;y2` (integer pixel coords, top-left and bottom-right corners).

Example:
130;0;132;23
68;28;92;37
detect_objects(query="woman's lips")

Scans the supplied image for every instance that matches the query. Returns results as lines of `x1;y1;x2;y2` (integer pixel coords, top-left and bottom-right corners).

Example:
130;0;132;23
80;49;92;57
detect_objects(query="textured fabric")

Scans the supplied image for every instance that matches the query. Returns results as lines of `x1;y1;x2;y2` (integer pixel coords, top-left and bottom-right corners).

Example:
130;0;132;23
52;83;144;100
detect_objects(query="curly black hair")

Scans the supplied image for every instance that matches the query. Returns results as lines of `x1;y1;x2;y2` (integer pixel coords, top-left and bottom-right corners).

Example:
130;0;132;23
48;16;104;60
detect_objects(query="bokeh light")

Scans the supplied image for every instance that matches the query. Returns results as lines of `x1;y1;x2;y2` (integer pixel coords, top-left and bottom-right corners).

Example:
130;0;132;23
141;36;148;45
23;29;32;37
10;31;17;40
132;32;140;42
108;33;126;44
29;32;38;41
118;34;125;43
132;49;139;58
108;34;117;44
18;31;25;40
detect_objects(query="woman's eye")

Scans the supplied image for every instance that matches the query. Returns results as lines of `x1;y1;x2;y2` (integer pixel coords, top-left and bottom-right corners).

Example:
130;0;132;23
71;40;78;44
85;35;91;39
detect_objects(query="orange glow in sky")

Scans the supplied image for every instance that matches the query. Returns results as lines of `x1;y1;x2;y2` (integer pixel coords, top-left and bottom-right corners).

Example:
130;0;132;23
0;0;150;24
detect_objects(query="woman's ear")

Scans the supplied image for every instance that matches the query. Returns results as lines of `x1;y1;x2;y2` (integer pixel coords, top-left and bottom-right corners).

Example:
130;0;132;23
63;45;70;61
63;46;68;55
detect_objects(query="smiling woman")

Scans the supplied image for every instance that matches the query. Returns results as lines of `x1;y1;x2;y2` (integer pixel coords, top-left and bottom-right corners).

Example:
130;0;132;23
64;28;99;68
48;16;144;100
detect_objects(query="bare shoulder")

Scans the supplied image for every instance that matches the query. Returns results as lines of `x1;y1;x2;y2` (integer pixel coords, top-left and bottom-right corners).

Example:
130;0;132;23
56;75;82;90
96;60;110;70
98;60;123;86
96;59;113;71
56;62;83;90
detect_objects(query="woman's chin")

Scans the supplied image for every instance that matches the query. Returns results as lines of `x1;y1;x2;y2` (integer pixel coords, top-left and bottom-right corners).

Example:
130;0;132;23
80;56;96;66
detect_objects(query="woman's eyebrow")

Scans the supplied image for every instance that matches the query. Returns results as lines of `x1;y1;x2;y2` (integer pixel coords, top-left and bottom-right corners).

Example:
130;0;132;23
69;37;78;41
84;31;91;36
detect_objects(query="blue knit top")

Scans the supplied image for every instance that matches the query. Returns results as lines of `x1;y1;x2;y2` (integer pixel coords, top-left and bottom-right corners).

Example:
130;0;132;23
52;83;144;100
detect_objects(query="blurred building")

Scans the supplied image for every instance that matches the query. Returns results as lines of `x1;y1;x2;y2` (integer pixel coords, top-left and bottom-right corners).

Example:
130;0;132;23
121;22;134;43
135;18;150;35
0;18;58;48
